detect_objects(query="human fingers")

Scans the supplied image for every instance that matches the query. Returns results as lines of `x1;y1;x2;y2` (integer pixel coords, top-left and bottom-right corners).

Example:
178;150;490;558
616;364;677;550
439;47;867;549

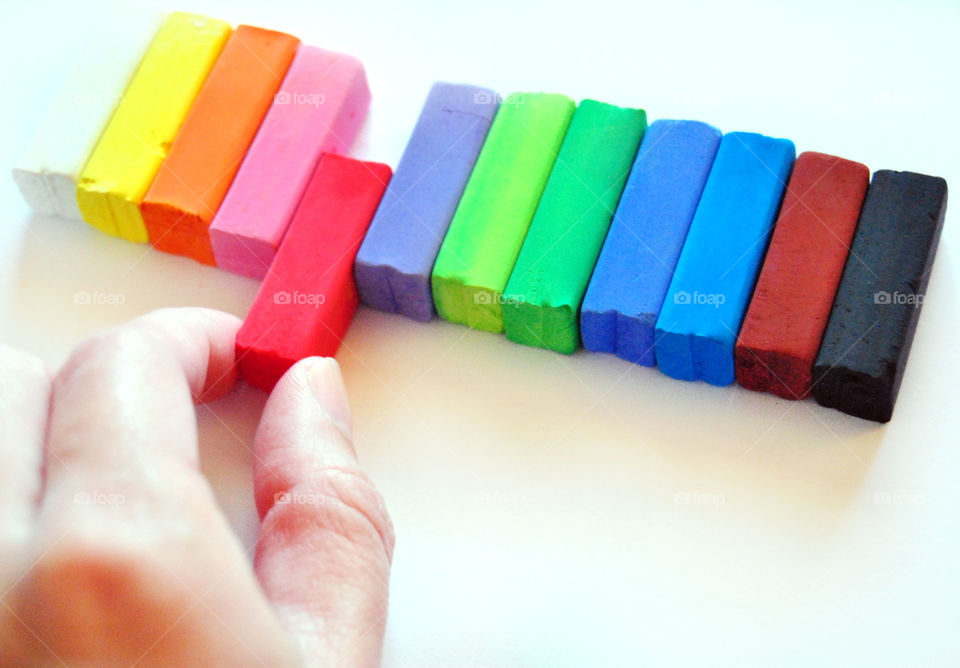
253;357;394;667
11;308;296;666
0;345;50;580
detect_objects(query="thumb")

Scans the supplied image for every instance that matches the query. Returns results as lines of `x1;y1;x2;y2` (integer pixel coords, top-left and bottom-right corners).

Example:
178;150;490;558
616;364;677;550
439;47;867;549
252;357;394;667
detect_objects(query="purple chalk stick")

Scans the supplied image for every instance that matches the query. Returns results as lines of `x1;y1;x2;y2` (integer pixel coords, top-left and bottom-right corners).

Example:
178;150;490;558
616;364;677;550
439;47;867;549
354;82;499;321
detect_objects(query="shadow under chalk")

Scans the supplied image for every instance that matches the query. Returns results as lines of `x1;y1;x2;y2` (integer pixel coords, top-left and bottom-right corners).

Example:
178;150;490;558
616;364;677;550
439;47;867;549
341;306;886;535
6;209;892;541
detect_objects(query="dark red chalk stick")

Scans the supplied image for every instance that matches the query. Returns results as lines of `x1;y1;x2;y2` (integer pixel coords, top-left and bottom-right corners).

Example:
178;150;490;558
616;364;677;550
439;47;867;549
237;153;392;391
735;151;869;399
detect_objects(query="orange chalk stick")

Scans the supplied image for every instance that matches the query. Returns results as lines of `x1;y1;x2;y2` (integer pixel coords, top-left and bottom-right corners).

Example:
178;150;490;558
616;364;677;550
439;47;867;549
141;25;299;264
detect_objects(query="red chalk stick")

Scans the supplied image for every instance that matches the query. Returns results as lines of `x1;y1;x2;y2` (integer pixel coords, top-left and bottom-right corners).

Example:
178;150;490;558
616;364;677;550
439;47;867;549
735;151;869;399
236;153;391;391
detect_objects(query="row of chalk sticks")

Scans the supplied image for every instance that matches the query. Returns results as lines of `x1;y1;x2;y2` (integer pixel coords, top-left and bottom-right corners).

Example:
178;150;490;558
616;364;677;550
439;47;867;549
12;12;948;424
352;88;946;425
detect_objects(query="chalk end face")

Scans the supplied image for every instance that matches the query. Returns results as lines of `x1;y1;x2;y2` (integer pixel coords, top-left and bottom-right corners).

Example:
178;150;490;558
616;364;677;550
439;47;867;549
142;201;213;262
235;321;289;392
580;308;616;354
390;270;434;322
431;272;460;324
77;179;148;242
237;348;286;393
583;307;657;365
692;334;736;386
655;327;735;385
355;261;397;314
734;343;810;400
503;301;577;354
236;309;347;394
236;334;303;394
113;199;149;243
153;229;216;266
12;169;56;216
463;286;504;333
582;309;657;365
654;329;696;381
811;364;894;423
432;274;503;333
48;173;84;219
356;262;434;322
76;180;123;237
615;313;657;367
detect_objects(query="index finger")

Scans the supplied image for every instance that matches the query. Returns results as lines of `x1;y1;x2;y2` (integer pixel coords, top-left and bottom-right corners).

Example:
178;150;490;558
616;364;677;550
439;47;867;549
42;307;242;500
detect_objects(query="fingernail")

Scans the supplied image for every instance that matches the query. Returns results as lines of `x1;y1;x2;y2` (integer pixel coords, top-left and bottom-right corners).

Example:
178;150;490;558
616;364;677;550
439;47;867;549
306;357;353;440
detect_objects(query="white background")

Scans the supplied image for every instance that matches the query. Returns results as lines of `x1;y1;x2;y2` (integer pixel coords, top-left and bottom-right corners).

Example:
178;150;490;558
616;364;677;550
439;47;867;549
1;0;959;665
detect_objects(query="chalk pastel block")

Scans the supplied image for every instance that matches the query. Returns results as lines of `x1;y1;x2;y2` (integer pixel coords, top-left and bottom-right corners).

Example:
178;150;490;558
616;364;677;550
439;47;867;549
354;82;499;321
76;12;232;242
501;100;647;353
236;154;391;391
141;26;300;265
655;132;795;386
12;6;164;219
209;46;371;278
735;152;869;399
581;120;721;364
812;171;948;422
431;93;575;332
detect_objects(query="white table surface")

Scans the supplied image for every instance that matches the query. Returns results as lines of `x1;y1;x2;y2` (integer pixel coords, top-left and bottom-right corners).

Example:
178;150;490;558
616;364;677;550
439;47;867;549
1;0;958;665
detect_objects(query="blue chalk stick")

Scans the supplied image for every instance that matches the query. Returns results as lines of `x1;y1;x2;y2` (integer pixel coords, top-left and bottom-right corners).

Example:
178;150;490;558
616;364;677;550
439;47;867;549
580;120;721;365
654;132;795;386
355;82;499;321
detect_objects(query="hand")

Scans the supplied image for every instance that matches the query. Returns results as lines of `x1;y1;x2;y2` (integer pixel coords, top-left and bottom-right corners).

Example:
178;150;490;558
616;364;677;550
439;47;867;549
0;308;394;667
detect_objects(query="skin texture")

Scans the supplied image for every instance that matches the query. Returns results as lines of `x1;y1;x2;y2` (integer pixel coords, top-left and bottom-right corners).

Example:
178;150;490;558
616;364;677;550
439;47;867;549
0;308;394;667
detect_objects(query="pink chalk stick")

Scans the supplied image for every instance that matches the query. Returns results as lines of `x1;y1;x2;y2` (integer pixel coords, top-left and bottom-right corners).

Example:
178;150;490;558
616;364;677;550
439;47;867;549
209;45;370;278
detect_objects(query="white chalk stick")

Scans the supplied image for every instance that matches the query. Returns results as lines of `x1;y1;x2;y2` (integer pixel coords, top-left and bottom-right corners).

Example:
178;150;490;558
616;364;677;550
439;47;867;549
11;5;165;219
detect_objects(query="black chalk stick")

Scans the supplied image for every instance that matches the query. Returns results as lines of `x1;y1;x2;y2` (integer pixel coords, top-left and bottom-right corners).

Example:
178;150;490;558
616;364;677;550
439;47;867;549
812;170;947;422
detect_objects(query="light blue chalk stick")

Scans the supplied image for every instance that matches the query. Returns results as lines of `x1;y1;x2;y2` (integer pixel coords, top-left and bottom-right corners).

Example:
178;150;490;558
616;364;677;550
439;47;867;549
654;131;795;385
580;120;721;364
354;82;499;322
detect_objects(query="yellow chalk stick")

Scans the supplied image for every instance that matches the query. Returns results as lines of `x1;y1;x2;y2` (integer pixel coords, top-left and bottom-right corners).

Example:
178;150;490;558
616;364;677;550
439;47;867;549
77;12;231;242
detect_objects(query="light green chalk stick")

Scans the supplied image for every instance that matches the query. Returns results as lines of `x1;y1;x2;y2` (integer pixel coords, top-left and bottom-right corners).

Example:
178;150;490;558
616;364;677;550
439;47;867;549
431;92;575;332
502;100;647;353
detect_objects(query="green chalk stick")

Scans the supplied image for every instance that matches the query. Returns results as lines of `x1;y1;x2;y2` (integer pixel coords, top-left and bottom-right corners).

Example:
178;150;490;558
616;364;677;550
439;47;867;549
502;100;647;353
431;92;575;332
